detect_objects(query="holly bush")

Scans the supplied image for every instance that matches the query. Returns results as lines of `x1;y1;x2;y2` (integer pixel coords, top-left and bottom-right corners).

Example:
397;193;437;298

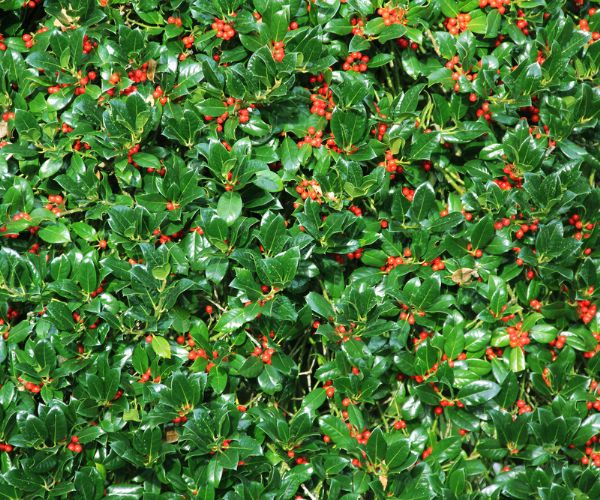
0;0;600;498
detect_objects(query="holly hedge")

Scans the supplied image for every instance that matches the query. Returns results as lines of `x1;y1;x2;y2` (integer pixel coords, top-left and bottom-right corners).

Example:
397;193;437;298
0;0;599;498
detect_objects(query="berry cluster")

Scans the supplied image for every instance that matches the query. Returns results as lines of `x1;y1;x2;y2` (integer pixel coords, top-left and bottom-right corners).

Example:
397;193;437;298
342;52;369;72
378;150;404;179
22;33;34;49
338;248;364;263
152;85;168;105
516;11;530;36
60;121;74;134
466;243;484;258
528;124;555;148
586;381;600;413
308;75;334;117
187;347;216;375
167;16;183;27
89;279;107;298
516;399;533;414
445;14;471;35
351;18;365;36
67;436;83;453
493;217;512;231
138;367;155;383
519;99;540;124
348;205;362;217
44;194;64;216
271;41;285;62
492;304;515;322
127;144;141;166
46;83;65;94
579;9;600;42
382;256;404;273
399;186;414;201
325;380;335;398
297;127;324;148
495;163;523;190
429;256;446;271
420;356;467;379
285;448;308;466
251;344;275;365
12;211;31;223
74;70;97;96
176;332;194;346
126;63;150;84
578;299;597;325
377;6;407;26
222;171;238;192
399;303;426;324
346;423;372;447
182;34;195;49
294;179;323;203
435;397;465;414
445;56;476;92
514;220;539;239
19;377;43;394
324;134;342;153
0;443;13;453
475;101;493;122
485;346;504;360
0;307;19;336
441;352;467;367
568;214;594;240
205;97;252;131
212;18;236;40
393;419;407;430
396;37;418;50
371;123;388;141
82;34;97;54
172;412;188;425
479;0;510;15
529;299;542;311
1;212;36;240
494;34;506;47
581;434;600;466
153;227;184;245
549;334;566;350
584;332;600;358
507;322;530;349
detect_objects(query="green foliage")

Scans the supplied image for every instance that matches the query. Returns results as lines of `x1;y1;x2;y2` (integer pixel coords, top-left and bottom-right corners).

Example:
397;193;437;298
0;0;599;498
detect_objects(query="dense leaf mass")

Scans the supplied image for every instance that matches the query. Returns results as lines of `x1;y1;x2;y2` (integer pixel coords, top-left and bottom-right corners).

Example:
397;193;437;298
0;0;600;498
